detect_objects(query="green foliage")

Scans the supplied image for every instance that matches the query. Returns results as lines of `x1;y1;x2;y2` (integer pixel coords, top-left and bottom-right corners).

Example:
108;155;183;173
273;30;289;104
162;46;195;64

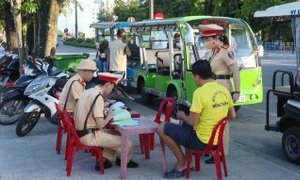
22;0;39;14
85;38;95;43
63;37;95;49
76;38;84;43
60;0;83;16
98;9;115;22
78;31;85;39
113;0;147;21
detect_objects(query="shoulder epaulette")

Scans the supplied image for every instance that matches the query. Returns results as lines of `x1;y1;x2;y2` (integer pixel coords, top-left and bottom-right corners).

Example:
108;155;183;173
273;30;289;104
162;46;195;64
220;44;229;49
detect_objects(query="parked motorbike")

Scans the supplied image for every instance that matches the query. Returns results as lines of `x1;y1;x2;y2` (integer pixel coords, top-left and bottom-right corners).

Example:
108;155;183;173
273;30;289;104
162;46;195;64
0;59;42;125
0;56;19;85
16;60;68;137
0;49;19;89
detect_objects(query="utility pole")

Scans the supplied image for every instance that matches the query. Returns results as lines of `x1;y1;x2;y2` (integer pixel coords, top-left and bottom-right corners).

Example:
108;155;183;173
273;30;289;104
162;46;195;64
75;2;78;38
149;0;154;19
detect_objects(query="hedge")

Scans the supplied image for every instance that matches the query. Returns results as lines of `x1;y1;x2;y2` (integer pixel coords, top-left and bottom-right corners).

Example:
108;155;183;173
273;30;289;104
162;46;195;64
63;41;95;49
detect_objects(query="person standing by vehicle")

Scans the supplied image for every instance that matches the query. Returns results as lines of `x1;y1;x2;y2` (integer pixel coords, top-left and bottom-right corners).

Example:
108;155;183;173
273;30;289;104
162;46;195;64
58;59;97;115
199;24;241;164
107;29;131;74
74;73;139;170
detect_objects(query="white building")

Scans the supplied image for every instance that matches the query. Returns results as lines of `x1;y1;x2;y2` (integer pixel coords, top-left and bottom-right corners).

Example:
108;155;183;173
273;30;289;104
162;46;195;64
58;0;134;39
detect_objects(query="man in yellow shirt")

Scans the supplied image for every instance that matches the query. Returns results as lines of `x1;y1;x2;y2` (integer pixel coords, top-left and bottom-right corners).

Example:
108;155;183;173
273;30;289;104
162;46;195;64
157;60;236;178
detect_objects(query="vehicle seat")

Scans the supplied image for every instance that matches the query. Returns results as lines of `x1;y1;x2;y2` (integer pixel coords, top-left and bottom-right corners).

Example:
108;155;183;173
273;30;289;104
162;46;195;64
155;50;181;76
173;54;183;73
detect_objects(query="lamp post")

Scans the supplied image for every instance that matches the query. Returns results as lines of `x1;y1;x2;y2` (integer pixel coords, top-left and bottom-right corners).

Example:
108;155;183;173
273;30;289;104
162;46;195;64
75;2;78;38
149;0;154;19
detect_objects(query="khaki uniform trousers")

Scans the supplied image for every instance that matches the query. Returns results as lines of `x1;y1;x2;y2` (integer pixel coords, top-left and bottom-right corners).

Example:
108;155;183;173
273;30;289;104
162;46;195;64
216;79;232;156
80;129;133;162
223;122;229;155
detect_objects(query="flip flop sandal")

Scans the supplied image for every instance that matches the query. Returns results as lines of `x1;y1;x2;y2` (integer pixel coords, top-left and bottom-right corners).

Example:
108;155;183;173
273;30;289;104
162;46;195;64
163;168;186;178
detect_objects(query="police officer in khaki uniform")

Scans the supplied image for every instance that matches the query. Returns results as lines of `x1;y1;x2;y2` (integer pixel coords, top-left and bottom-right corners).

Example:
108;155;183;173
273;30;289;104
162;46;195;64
58;59;97;114
74;73;139;170
199;24;241;164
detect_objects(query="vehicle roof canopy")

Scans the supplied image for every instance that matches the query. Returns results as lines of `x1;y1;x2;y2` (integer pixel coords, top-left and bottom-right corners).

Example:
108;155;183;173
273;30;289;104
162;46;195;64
90;22;133;29
254;2;300;89
254;2;300;17
129;16;246;31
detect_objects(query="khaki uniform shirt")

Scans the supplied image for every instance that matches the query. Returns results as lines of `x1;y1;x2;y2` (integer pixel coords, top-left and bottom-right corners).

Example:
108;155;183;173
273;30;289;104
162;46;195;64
209;44;237;92
109;39;127;71
58;74;86;113
74;86;105;131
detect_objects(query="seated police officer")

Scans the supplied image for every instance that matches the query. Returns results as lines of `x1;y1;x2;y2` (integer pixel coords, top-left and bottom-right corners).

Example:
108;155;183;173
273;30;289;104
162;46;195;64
59;59;97;115
74;73;139;170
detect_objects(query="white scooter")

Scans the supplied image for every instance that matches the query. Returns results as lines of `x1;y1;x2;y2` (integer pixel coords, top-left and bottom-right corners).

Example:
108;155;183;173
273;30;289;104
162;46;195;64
16;60;68;137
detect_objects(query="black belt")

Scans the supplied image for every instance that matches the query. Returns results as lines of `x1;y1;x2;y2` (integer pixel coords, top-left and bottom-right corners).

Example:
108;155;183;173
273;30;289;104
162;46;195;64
214;74;230;80
76;128;97;138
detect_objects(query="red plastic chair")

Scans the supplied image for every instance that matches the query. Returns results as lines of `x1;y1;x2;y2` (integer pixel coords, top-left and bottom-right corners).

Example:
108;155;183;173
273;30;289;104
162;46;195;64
186;117;229;180
139;97;176;154
55;104;65;155
62;113;105;176
55;103;75;160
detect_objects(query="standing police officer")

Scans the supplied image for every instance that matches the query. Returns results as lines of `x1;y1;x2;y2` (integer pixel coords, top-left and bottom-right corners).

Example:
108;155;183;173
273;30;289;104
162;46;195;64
199;24;241;164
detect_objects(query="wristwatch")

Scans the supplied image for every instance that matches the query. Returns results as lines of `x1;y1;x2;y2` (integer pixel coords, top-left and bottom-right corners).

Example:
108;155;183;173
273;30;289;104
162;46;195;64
235;91;240;94
104;110;108;116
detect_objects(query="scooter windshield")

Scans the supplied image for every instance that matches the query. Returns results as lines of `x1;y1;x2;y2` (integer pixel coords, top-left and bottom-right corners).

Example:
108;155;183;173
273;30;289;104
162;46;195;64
24;75;50;96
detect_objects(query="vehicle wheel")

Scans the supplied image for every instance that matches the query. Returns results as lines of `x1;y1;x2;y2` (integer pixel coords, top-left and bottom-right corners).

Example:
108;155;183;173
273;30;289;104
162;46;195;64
16;112;41;137
141;81;153;104
282;127;300;165
234;106;241;112
0;98;26;125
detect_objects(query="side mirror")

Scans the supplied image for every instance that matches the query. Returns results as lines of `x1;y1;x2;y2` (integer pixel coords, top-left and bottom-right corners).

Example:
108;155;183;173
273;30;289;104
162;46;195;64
258;45;264;57
184;23;195;46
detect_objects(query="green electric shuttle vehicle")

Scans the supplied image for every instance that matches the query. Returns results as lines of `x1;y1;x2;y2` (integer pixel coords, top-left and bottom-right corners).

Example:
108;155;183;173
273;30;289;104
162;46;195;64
129;16;264;112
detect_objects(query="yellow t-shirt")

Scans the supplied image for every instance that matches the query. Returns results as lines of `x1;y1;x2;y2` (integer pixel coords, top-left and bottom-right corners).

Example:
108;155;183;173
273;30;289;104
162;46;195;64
190;82;233;145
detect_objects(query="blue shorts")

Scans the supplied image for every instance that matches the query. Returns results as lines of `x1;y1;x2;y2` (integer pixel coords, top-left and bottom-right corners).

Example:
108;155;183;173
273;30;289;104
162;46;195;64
164;122;207;150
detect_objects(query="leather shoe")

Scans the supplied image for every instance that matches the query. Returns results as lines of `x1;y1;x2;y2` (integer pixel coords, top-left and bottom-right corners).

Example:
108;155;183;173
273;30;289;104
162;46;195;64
95;161;112;171
205;156;222;164
116;157;139;168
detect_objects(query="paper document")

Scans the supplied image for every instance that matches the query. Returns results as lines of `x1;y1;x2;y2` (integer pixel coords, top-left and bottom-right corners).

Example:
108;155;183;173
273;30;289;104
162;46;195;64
111;108;139;126
110;102;126;109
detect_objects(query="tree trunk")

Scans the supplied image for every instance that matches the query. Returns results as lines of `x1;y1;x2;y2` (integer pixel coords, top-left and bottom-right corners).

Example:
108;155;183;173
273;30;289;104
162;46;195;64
4;1;14;49
38;0;61;58
9;0;25;75
10;32;18;52
32;12;39;57
26;22;34;56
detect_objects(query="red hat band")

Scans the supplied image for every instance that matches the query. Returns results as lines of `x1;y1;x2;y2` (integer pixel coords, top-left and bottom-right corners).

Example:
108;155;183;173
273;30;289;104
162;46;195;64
99;76;118;84
202;30;222;36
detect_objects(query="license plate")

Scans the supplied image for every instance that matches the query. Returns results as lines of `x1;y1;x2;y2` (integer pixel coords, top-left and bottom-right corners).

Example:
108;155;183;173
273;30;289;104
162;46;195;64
236;96;246;102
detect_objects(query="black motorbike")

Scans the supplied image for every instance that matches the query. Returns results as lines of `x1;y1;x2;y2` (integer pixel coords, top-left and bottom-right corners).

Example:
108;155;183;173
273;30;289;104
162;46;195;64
0;59;42;125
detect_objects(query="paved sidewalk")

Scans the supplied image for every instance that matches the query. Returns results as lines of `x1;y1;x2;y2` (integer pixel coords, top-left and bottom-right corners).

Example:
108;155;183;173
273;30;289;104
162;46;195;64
1;100;300;180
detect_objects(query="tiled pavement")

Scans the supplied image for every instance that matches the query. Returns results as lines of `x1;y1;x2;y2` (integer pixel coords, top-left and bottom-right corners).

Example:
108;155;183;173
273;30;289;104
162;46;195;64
1;100;300;180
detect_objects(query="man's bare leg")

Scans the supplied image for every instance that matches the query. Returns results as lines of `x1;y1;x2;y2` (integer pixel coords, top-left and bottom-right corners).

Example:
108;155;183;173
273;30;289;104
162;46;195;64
179;120;193;168
157;122;186;171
